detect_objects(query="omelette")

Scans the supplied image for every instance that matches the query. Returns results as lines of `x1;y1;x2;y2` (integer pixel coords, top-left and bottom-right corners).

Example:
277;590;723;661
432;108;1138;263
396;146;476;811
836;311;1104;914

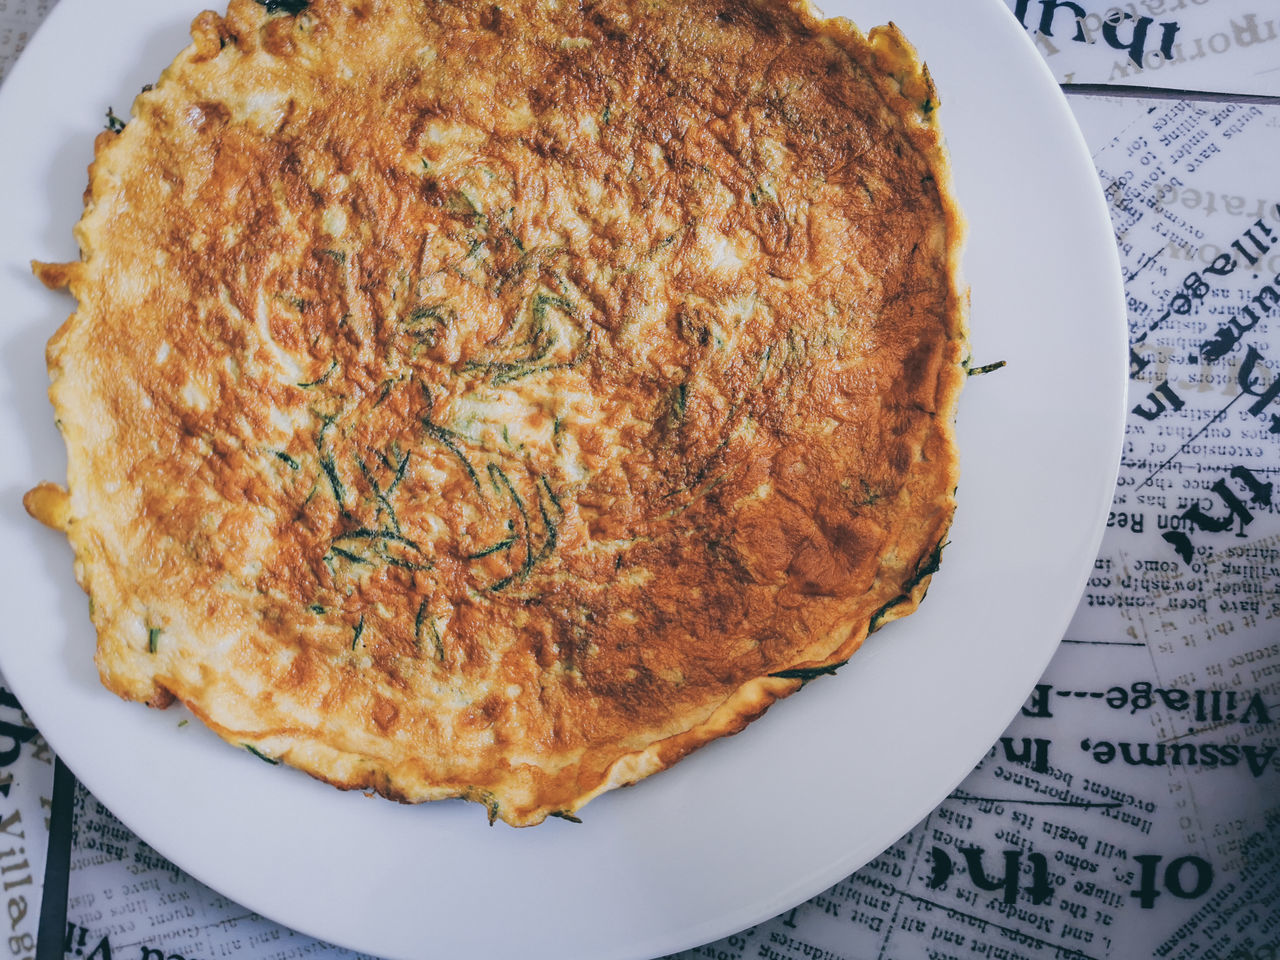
26;0;966;825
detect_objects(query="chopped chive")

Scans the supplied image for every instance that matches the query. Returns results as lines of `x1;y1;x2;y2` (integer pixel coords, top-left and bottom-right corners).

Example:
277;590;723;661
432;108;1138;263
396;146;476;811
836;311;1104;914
309;604;326;614
549;810;583;823
407;305;453;348
672;382;688;422
490;360;574;385
868;596;907;634
449;188;483;218
754;345;773;385
540;475;563;513
254;0;308;13
320;455;347;509
328;546;368;564
914;540;947;582
424;421;484;495
489;464;532;577
868;539;948;633
383;556;434;572
356;455;401;532
243;744;280;764
351;614;365;649
105;108;125;133
297;360;338;388
534;484;559;564
147;627;161;654
413;598;427;649
532;293;574;322
769;660;848;682
275;450;300;470
334;528;423;551
468;536;517;559
464;334;556;377
406;304;448;327
966;360;1007;377
414;599;445;660
388;450;411;492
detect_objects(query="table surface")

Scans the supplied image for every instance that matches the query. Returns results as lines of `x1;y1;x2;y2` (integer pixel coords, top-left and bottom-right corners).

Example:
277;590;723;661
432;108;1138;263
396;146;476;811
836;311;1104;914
1;2;1278;959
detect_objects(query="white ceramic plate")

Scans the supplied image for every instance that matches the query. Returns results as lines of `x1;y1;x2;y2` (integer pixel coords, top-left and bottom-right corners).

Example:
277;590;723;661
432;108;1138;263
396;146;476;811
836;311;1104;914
0;1;1126;958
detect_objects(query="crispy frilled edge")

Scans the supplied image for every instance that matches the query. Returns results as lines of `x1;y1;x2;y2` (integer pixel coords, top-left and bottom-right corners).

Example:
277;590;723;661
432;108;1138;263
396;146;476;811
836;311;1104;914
27;2;968;826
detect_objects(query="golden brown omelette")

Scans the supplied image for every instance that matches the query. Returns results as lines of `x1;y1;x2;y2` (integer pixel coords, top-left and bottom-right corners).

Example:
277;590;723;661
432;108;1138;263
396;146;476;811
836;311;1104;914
27;0;966;825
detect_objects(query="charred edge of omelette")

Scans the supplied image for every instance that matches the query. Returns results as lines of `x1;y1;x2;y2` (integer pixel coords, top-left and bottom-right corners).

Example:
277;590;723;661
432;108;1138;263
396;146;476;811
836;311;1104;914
30;0;968;826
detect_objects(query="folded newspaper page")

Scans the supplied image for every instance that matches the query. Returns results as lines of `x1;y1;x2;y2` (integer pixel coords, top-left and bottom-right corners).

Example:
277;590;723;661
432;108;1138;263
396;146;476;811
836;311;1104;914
2;1;1276;958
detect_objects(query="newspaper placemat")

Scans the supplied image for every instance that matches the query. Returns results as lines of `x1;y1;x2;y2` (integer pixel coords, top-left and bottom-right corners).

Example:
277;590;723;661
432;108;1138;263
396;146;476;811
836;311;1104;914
0;687;53;960
1005;0;1280;97
2;2;1276;959
0;0;54;86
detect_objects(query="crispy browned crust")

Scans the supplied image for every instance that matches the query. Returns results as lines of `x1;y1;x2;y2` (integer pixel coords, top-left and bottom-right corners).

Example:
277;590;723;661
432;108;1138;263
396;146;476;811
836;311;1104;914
33;0;966;825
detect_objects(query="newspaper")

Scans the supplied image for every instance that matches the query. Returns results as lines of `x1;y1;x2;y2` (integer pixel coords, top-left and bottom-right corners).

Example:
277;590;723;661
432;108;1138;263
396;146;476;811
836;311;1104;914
1005;0;1280;97
0;690;54;960
0;0;53;86
2;1;1277;958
